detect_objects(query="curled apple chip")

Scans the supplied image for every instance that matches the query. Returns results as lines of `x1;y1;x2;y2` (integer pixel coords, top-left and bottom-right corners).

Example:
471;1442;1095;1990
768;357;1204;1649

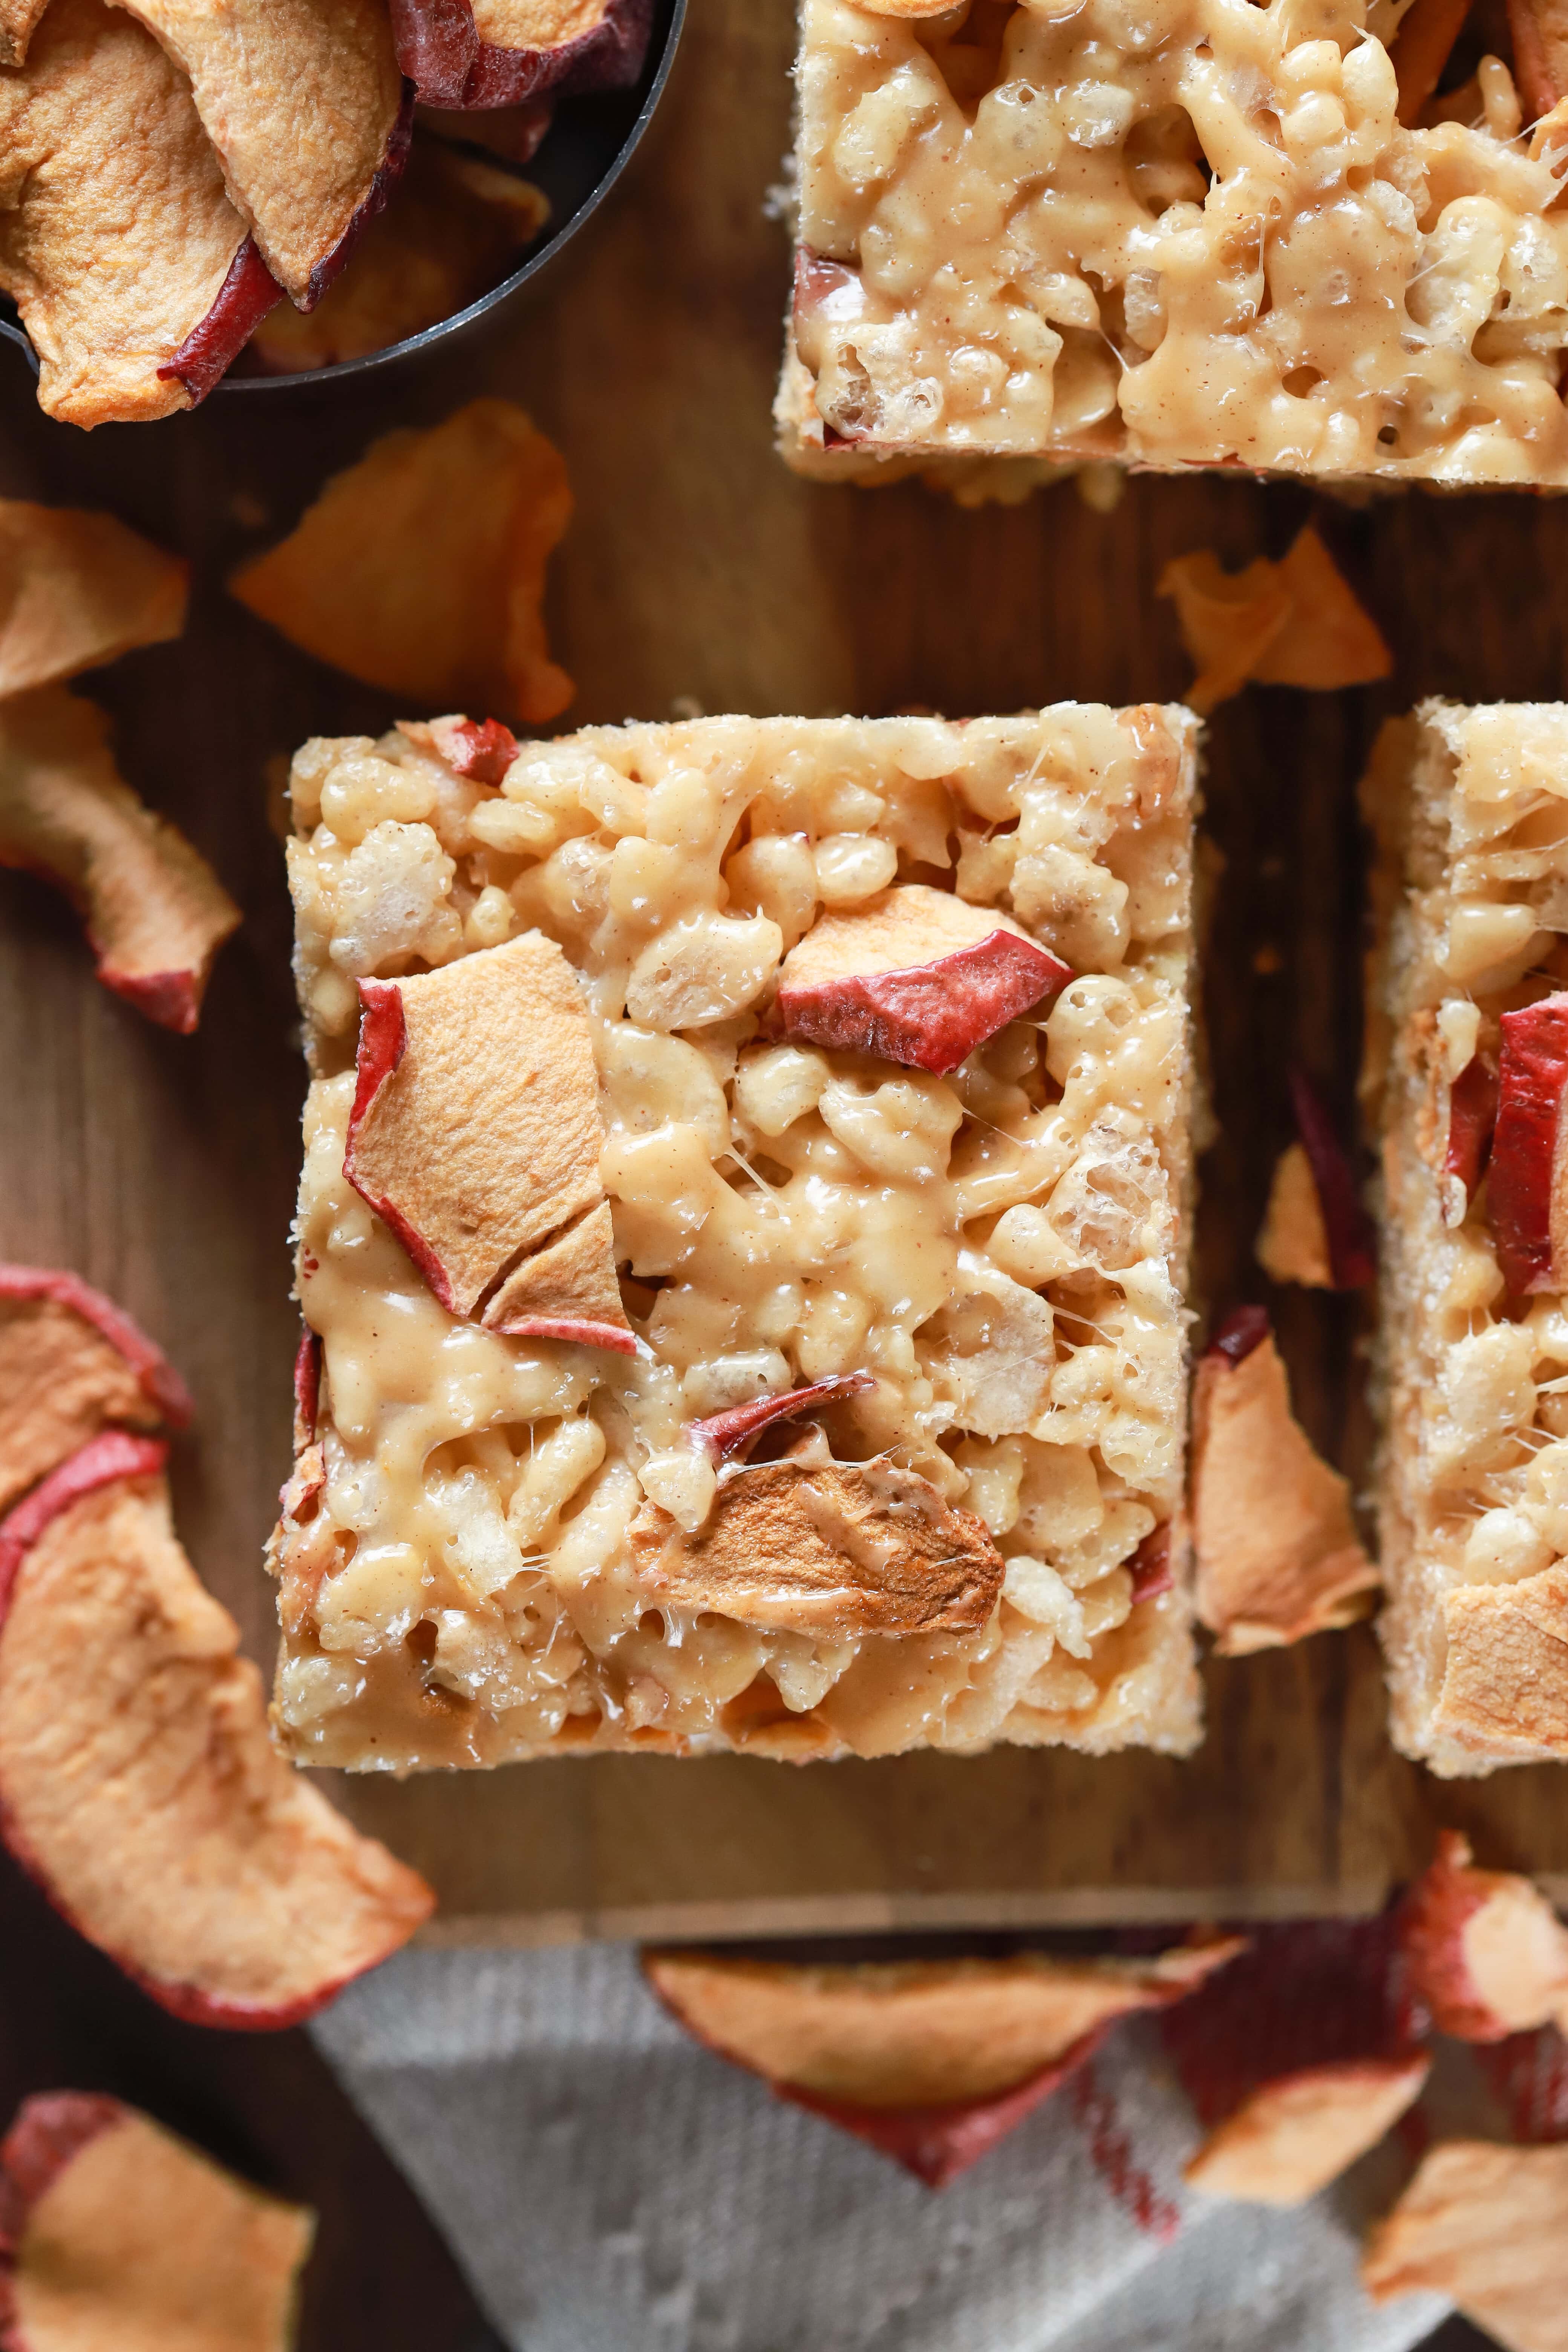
1364;2140;1568;2352
1158;527;1391;716
644;1939;1244;2188
1275;1067;1377;1290
629;1456;1003;1637
774;885;1071;1077
0;1265;190;1514
1402;1830;1568;2041
1489;993;1568;1295
1185;2054;1430;2205
391;0;654;107
0;689;239;1033
0;0;280;427
110;0;409;310
1256;1142;1334;1289
250;142;548;373
0;502;186;698
1192;1313;1379;1654
230;400;573;723
345;933;633;1348
688;1374;876;1464
0;1432;433;2026
0;2092;314;2352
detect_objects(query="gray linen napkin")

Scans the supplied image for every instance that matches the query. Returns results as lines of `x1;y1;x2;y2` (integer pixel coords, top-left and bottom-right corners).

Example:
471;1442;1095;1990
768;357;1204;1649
312;1945;1450;2352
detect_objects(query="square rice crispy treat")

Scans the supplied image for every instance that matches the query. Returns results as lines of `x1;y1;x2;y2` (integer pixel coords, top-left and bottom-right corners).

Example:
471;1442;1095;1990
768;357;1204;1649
270;707;1201;1770
1367;701;1568;1776
780;0;1568;492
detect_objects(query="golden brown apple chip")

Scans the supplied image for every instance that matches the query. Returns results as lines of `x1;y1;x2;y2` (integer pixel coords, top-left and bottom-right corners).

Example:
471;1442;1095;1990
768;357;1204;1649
1185;2055;1430;2205
110;0;408;309
345;932;630;1341
1509;0;1568;121
1159;528;1391;715
0;0;278;427
0;1264;191;1514
1435;1563;1568;1762
1256;1142;1334;1288
0;501;186;697
629;1456;1004;1637
0;1433;434;2025
0;0;47;66
249;140;548;373
229;400;574;723
1192;1323;1379;1653
0;2092;314;2352
0;689;239;1033
1364;2141;1568;2352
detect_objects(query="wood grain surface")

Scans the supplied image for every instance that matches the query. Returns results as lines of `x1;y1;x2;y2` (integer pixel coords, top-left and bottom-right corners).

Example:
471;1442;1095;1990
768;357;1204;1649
3;0;1568;1946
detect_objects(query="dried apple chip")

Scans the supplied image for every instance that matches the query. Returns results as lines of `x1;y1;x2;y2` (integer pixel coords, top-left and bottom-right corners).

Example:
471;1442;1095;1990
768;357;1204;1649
0;1431;434;2026
1364;2141;1568;2352
1402;1830;1568;2041
391;0;654;107
248;140;548;374
0;502;186;696
1192;1311;1379;1653
1509;0;1568;122
0;0;47;65
0;2092;315;2352
1159;527;1391;715
1256;1143;1334;1288
229;400;574;723
645;1939;1244;2188
110;0;409;309
345;933;634;1346
1185;2054;1430;2205
0;689;239;1034
628;1456;1004;1637
0;0;280;427
0;1264;191;1514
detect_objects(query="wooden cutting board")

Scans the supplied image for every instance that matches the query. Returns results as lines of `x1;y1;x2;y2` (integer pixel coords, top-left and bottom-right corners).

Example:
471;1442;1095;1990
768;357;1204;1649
4;0;1568;1948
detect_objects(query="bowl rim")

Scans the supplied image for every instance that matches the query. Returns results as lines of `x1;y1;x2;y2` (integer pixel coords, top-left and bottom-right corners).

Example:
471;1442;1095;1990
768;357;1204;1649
0;0;687;395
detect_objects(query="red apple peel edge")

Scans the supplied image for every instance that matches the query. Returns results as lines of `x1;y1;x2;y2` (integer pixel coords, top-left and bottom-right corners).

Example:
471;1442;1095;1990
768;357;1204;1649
1444;1053;1499;1203
388;0;654;107
775;931;1073;1079
301;82;415;311
0;1266;191;1428
1128;1520;1175;1602
343;978;461;1312
429;715;519;786
1489;994;1568;1294
1288;1069;1375;1289
157;239;282;403
691;1374;875;1464
1205;1304;1271;1368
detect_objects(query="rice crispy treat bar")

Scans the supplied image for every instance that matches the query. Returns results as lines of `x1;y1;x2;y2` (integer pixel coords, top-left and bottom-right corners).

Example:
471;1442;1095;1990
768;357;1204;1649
780;0;1568;492
1367;701;1568;1775
271;708;1201;1770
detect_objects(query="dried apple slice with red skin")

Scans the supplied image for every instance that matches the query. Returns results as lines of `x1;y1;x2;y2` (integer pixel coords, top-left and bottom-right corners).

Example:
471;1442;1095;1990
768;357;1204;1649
0;1264;190;1513
644;1941;1245;2189
1287;1069;1375;1289
774;885;1072;1078
344;937;633;1348
390;0;654;108
1489;994;1568;1294
0;0;281;427
110;0;411;310
1127;1519;1176;1602
399;713;521;785
1400;1829;1568;2041
689;1374;875;1464
1446;1052;1499;1206
0;502;187;700
0;2091;314;2352
0;689;240;1034
292;1324;322;1446
1184;2053;1430;2205
1507;0;1568;122
0;1431;433;2027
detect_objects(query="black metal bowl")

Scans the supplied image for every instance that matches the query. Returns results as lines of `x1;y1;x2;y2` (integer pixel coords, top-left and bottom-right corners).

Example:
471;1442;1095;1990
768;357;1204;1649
0;0;685;394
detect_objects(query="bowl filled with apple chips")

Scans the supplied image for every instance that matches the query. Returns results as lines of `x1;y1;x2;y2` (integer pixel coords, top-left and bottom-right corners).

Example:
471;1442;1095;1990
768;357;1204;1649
0;0;685;424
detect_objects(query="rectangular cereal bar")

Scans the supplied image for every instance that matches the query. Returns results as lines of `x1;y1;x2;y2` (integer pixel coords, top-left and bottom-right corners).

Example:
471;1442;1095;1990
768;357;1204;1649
270;707;1201;1769
1367;701;1568;1774
780;0;1568;492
